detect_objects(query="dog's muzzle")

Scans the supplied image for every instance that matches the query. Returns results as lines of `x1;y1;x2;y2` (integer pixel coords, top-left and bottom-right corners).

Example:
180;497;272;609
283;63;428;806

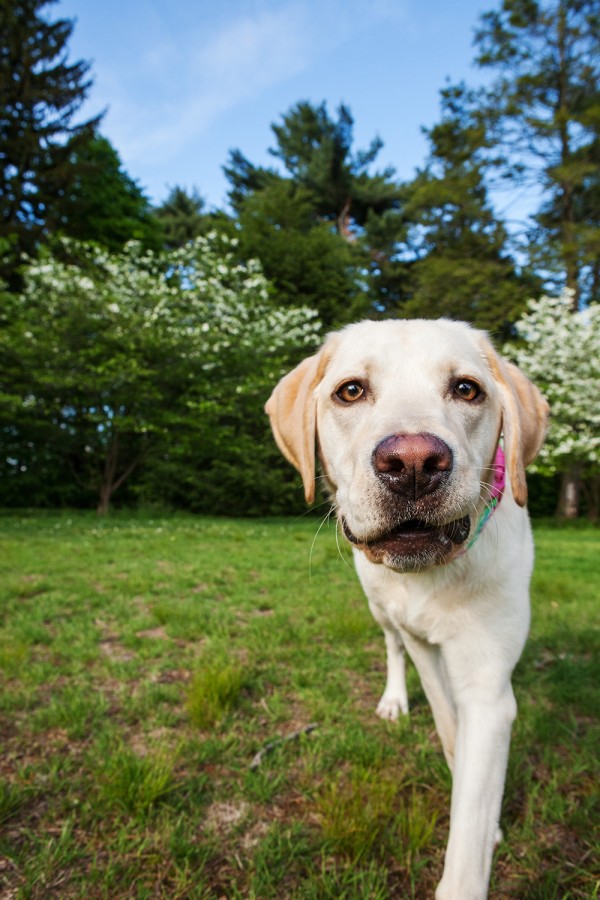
343;515;471;549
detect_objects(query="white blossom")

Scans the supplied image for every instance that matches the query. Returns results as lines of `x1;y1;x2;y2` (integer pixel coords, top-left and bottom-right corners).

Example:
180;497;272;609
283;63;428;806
505;292;600;476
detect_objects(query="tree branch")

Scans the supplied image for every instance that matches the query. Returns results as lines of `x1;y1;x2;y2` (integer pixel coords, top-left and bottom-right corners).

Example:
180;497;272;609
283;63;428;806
249;723;319;770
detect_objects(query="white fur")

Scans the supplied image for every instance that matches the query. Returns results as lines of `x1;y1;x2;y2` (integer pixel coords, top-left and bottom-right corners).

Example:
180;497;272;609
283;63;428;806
267;319;548;900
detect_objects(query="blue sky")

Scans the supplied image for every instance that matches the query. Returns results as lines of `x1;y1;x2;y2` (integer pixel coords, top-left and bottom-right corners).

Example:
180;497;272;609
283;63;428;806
58;0;494;211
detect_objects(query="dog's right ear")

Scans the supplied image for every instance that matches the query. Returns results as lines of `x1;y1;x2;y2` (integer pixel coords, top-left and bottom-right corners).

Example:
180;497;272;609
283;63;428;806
265;338;336;504
481;340;549;507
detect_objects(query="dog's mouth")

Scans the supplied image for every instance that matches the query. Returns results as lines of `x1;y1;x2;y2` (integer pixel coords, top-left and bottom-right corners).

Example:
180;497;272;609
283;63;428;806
342;515;471;563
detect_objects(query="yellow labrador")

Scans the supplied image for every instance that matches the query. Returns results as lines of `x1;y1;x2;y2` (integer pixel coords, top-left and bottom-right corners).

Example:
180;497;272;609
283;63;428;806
266;318;548;900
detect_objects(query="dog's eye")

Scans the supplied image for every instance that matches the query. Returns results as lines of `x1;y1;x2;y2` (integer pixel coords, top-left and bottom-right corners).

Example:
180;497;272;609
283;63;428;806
453;379;482;402
336;381;365;403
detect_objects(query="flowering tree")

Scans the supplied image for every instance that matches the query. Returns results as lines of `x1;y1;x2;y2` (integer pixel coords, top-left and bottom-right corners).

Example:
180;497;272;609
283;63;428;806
0;235;321;513
506;293;600;518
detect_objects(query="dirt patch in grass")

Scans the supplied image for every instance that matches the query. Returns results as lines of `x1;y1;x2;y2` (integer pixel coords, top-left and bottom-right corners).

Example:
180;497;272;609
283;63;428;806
203;800;250;833
136;626;170;640
98;640;136;662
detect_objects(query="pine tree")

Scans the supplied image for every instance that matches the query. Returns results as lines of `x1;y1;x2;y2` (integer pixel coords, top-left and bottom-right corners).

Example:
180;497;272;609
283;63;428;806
401;83;536;333
475;0;600;309
153;186;233;249
224;101;404;323
55;135;162;251
0;0;100;281
236;178;365;326
223;149;278;212
474;0;600;516
269;101;401;240
153;186;207;249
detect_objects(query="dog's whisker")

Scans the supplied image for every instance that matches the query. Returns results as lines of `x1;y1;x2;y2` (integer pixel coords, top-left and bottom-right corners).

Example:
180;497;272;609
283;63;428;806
309;505;336;578
334;516;354;570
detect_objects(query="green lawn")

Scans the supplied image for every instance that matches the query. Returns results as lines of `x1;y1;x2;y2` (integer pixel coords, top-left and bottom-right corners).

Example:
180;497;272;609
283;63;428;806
0;513;598;899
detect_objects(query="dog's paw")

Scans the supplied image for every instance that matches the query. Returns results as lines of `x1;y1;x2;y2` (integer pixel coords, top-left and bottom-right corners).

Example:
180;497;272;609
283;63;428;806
376;693;408;721
494;825;504;846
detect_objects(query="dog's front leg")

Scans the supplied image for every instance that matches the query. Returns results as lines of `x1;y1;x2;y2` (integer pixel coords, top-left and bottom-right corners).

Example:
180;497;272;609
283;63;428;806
398;629;457;770
435;681;516;900
367;600;409;720
377;626;409;719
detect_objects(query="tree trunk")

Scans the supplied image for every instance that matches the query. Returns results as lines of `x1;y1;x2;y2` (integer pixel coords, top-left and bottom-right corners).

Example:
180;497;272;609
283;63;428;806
581;476;599;522
556;466;581;519
96;431;149;515
337;198;354;242
556;5;581;310
97;432;120;515
97;483;112;516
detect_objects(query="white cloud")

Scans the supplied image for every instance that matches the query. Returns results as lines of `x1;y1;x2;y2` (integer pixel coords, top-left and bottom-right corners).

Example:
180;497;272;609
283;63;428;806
103;4;311;163
96;0;408;167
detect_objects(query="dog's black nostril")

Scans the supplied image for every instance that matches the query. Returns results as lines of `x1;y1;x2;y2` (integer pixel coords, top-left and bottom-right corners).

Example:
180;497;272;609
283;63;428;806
373;433;453;499
423;450;452;474
381;457;405;474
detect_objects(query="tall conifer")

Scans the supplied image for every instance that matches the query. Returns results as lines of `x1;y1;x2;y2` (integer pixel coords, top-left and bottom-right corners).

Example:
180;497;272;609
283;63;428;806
0;0;100;281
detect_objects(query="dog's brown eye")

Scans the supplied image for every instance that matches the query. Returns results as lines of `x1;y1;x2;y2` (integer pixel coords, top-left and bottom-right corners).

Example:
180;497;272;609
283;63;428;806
336;381;365;403
454;379;481;401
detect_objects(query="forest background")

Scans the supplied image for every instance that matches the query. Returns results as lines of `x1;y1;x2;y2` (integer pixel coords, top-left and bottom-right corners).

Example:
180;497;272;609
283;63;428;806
1;0;599;518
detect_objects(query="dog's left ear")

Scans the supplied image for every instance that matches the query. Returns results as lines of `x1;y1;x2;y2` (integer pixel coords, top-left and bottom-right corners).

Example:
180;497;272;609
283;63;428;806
482;342;550;507
265;337;337;504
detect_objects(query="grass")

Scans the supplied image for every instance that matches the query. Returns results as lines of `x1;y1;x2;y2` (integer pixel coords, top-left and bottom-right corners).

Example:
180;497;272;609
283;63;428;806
0;511;598;898
186;661;245;729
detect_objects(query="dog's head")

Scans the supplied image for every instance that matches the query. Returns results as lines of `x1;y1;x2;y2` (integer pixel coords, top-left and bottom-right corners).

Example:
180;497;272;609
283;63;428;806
266;319;548;572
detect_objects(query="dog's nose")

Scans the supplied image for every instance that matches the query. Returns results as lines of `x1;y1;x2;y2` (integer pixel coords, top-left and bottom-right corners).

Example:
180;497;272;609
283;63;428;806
373;433;453;499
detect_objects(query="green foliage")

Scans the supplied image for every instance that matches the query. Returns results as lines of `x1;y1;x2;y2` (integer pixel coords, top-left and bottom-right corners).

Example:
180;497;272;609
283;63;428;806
54;134;162;252
268;101;401;236
475;0;600;306
2;3;598;517
525;473;561;518
236;179;368;325
153;185;208;248
0;0;100;284
225;100;404;324
152;185;235;249
401;83;535;332
0;236;321;513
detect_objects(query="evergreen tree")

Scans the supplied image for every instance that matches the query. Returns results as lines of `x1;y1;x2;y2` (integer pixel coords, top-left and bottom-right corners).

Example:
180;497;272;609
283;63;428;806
154;186;207;249
268;101;402;240
401;84;536;333
54;134;162;251
475;0;600;308
236;178;366;326
474;0;600;515
0;0;100;281
153;186;234;249
223;149;279;211
224;101;404;323
361;205;412;315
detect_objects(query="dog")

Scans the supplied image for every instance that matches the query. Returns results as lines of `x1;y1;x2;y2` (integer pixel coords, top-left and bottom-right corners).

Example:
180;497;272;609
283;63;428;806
266;318;549;900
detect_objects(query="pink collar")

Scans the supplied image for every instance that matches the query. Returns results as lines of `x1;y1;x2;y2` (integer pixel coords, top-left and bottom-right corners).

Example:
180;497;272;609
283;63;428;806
465;443;505;550
489;443;506;501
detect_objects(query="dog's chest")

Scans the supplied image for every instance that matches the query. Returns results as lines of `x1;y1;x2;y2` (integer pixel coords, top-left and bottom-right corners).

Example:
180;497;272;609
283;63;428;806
356;558;466;645
385;587;458;644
